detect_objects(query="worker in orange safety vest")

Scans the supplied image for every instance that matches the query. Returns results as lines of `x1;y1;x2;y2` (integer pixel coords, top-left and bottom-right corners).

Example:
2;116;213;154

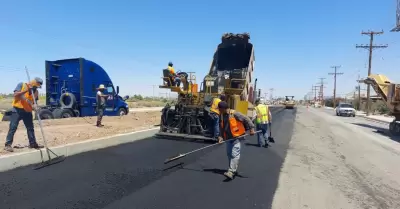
4;77;44;152
167;62;181;87
217;101;255;179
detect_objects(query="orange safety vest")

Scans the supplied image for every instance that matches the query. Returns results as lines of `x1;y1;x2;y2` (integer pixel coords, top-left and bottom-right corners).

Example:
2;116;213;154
168;66;175;75
220;109;246;139
12;83;34;112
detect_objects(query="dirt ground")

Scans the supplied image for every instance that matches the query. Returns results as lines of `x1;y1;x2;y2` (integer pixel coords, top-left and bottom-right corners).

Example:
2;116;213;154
0;111;161;156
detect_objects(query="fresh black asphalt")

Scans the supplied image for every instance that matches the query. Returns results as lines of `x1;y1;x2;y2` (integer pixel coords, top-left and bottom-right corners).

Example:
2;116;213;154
0;107;297;209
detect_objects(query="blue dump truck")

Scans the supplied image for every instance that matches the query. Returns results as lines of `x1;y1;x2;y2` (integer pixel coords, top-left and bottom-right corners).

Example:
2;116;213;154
2;58;130;121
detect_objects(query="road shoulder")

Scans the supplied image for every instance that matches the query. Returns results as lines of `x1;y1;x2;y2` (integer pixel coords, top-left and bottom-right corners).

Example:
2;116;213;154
271;107;400;209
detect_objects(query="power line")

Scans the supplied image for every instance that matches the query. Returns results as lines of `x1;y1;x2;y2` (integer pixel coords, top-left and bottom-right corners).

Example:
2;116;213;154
356;30;388;116
328;65;344;108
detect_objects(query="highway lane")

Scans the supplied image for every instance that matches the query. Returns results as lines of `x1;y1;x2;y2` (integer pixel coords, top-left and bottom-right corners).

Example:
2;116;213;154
0;107;296;209
319;107;400;142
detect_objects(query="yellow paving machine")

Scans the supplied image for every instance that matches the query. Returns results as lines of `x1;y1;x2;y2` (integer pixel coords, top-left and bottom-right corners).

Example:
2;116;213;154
360;74;400;135
284;96;295;109
156;33;256;142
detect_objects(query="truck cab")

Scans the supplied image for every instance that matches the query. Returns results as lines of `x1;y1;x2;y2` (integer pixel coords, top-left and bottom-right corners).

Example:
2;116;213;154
38;57;129;119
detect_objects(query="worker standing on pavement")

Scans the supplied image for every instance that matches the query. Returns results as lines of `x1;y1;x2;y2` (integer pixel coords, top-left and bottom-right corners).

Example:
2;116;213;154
96;84;109;127
4;77;44;152
209;95;226;140
253;99;272;147
218;101;255;179
167;62;181;87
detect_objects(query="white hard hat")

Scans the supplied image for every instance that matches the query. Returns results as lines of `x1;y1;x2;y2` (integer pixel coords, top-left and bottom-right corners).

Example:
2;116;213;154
97;84;105;89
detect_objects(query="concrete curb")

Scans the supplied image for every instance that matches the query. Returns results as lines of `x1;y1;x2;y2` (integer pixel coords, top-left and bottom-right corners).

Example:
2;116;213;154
0;127;159;172
356;115;391;124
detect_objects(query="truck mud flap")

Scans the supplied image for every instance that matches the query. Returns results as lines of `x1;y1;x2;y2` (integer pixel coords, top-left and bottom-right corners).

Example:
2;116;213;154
155;132;216;143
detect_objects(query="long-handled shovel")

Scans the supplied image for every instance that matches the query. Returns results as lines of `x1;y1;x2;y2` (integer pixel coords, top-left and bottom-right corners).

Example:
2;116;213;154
268;122;275;143
164;131;261;164
24;67;66;170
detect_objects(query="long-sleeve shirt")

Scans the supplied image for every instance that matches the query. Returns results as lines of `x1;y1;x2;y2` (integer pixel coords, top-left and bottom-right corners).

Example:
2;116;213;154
220;110;255;139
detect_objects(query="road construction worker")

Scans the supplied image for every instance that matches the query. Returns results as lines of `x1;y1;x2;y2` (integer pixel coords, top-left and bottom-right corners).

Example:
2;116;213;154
209;94;226;140
253;99;272;147
167;62;181;87
218;101;255;179
4;77;44;152
96;84;109;127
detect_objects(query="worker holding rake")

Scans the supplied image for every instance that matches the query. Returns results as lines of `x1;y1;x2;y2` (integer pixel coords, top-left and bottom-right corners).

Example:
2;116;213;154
4;77;44;152
218;101;255;179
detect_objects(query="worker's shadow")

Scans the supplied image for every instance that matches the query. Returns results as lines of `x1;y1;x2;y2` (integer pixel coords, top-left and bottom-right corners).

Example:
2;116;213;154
183;168;249;182
244;143;270;148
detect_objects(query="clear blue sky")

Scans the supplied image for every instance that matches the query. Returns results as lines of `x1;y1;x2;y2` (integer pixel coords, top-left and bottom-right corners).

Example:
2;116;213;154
0;0;399;99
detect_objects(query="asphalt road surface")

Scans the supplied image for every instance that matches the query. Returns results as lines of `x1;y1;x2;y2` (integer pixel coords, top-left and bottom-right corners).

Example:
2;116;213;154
271;107;400;209
0;107;296;209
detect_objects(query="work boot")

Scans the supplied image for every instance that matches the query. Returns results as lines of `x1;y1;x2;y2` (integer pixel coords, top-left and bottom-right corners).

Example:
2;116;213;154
264;140;269;148
29;143;44;149
4;145;13;152
96;122;104;127
224;171;235;179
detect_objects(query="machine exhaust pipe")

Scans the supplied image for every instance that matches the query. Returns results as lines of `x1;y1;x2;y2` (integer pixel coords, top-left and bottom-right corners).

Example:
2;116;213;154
253;78;257;103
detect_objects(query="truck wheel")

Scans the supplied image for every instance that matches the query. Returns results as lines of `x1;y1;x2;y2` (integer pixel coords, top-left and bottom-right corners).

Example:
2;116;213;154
35;109;54;120
118;108;127;116
59;92;76;109
53;108;74;119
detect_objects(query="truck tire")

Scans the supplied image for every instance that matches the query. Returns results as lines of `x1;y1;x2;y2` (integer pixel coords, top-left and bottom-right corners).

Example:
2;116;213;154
117;108;127;116
73;109;80;117
52;108;74;119
35;109;54;120
59;93;76;109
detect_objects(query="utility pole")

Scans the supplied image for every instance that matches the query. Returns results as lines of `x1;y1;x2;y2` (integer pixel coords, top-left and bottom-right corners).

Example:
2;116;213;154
391;0;400;32
313;85;319;104
356;30;388;116
318;78;326;106
357;69;361;110
151;85;157;98
269;88;274;100
328;66;343;108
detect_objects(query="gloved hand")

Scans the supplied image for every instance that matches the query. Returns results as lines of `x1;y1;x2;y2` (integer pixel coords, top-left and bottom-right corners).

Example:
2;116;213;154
249;128;255;135
218;136;224;143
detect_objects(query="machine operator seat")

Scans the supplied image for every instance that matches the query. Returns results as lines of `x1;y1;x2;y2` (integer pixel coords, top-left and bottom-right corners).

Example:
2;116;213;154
162;69;175;87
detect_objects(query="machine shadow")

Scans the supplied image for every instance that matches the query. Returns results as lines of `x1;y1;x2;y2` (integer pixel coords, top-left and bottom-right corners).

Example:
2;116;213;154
351;123;400;143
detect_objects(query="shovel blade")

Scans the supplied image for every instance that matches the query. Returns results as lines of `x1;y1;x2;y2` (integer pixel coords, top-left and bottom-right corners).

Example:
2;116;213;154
164;154;186;164
33;155;66;170
268;136;275;143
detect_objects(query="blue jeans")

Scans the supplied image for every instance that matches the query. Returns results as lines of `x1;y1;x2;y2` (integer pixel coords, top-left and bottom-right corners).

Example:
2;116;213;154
226;138;241;173
256;123;269;146
5;108;37;146
209;112;219;138
174;77;181;87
